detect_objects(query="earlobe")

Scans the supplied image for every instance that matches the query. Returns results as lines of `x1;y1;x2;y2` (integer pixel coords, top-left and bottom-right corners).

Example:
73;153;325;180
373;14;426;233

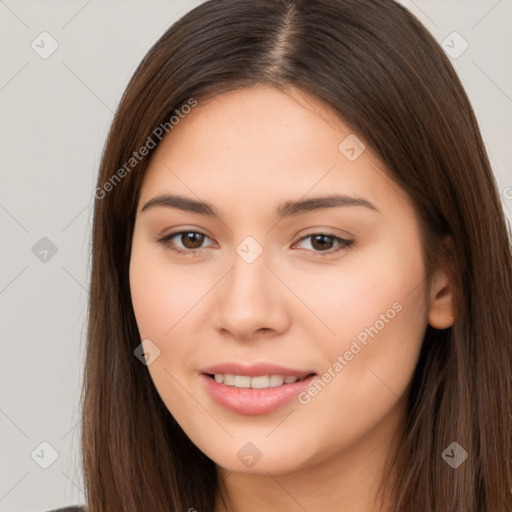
427;269;455;330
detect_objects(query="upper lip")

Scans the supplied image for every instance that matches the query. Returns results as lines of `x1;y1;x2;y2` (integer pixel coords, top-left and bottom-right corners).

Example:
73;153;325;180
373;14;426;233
200;362;316;378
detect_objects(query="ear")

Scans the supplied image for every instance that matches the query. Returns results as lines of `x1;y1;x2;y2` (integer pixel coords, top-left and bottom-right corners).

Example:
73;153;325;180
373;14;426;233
427;238;456;330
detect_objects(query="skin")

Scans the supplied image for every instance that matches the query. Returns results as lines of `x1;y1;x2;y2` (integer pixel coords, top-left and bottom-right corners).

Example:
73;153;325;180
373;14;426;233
129;85;455;512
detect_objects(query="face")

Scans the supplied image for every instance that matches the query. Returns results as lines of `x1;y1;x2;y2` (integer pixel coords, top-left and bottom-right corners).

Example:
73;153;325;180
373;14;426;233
129;85;433;475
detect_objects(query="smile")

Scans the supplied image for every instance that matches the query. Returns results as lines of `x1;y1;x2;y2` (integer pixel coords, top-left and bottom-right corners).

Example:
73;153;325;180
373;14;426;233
201;372;317;415
210;373;310;389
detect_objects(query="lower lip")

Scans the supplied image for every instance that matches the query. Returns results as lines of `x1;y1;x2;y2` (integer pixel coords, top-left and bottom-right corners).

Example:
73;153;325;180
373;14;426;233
200;374;317;415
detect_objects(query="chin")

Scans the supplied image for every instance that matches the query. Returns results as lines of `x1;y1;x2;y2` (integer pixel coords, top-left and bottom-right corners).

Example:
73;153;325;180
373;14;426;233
190;432;322;475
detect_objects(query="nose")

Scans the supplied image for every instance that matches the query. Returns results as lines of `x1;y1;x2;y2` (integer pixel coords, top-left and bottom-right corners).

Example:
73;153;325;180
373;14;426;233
212;249;291;341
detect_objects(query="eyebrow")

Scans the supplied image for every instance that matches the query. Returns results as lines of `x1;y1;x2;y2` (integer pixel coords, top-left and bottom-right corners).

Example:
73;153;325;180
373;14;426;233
140;193;380;218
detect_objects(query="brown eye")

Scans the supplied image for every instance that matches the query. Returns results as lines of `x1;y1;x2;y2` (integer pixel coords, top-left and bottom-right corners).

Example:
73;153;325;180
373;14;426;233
294;233;354;255
181;232;205;249
156;230;215;254
310;234;335;251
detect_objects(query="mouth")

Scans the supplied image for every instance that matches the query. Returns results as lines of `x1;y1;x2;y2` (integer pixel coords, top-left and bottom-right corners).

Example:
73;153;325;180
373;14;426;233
199;366;317;415
205;373;314;389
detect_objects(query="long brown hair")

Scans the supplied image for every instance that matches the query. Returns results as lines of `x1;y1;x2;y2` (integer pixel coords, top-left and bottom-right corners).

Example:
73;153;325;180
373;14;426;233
82;0;512;510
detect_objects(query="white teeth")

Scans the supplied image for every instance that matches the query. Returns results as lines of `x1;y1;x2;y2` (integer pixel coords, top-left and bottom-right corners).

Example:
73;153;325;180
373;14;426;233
251;375;270;389
234;375;251;388
269;375;284;387
212;374;301;389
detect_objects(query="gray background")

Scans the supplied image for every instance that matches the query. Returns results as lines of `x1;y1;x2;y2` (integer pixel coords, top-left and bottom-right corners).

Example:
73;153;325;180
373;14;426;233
0;1;511;511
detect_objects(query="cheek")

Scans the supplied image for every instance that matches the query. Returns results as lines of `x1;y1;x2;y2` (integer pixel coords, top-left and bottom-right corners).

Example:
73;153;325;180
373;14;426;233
290;235;428;410
129;238;219;382
129;239;209;340
294;236;428;428
129;242;208;424
280;232;427;347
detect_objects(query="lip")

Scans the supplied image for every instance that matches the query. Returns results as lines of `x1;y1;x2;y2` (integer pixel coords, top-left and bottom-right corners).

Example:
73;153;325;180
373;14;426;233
199;362;317;415
200;362;315;378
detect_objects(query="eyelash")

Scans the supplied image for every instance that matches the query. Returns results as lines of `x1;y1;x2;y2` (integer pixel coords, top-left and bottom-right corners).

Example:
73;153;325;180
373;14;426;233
155;230;354;257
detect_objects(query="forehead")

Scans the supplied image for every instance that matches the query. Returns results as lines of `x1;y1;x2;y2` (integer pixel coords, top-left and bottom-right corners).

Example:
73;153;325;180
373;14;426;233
138;85;413;219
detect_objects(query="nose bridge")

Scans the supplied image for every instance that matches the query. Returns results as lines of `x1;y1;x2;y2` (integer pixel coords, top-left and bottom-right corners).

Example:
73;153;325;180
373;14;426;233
227;244;271;305
213;241;288;337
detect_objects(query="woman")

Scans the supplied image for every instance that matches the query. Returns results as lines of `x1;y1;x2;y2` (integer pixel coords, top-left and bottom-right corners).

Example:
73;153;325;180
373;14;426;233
55;0;512;510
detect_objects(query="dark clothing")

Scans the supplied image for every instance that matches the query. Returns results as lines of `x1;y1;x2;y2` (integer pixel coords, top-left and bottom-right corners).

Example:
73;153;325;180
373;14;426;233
47;507;85;512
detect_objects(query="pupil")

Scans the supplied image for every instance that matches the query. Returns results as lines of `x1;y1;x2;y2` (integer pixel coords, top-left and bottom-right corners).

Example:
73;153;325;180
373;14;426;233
312;235;333;251
182;232;204;249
